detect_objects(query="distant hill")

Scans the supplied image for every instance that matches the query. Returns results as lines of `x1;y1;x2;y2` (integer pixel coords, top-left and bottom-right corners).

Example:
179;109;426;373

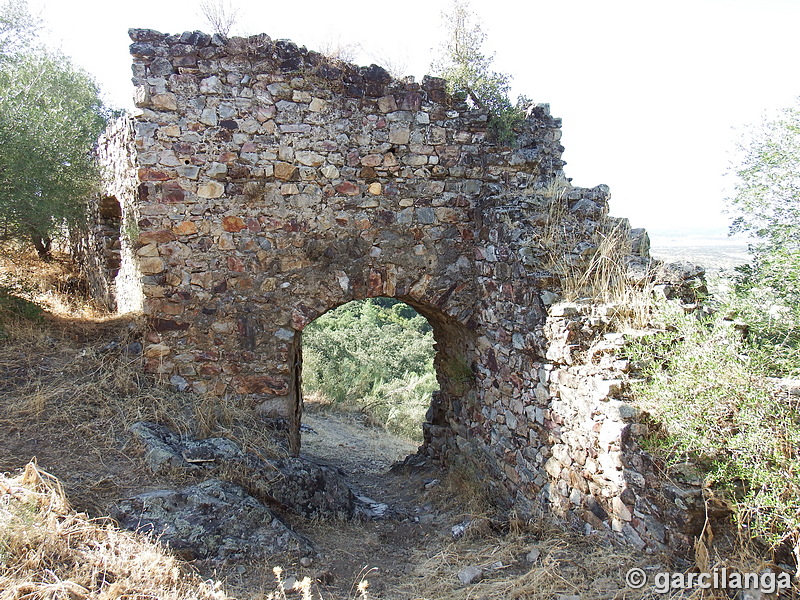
646;226;753;273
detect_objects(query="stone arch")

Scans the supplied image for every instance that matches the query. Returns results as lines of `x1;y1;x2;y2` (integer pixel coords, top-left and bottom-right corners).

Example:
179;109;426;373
288;291;479;459
97;27;703;552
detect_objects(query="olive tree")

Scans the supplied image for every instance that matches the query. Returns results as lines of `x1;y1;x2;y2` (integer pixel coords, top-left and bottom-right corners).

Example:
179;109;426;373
0;0;110;259
728;99;800;311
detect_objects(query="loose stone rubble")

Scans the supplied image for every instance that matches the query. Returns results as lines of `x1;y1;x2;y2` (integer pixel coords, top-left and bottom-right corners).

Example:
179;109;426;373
92;27;711;552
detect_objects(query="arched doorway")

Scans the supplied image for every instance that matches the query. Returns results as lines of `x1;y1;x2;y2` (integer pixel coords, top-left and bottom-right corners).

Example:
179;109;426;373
288;294;479;467
301;298;438;460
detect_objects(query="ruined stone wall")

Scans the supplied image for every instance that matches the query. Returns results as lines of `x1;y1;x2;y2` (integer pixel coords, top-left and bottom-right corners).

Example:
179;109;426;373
543;303;704;553
96;27;703;552
89;116;144;313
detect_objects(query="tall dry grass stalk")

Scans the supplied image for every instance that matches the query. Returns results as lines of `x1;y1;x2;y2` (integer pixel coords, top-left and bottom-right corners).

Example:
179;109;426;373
522;177;654;328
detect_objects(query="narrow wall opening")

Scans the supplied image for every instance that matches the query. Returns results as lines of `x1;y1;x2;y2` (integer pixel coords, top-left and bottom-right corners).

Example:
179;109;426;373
300;298;439;470
98;195;122;281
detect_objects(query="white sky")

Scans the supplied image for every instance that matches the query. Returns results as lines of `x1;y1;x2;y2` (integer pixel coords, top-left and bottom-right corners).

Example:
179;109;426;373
26;0;800;237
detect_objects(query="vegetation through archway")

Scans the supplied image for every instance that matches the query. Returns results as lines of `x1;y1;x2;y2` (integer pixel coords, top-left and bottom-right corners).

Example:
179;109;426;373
301;298;439;444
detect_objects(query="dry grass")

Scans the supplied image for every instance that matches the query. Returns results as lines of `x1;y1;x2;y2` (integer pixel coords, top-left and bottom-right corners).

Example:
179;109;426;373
516;178;656;329
0;311;285;515
535;180;631;304
0;251;283;516
0;462;231;600
429;460;493;521
0;460;782;600
0;247;106;320
402;527;660;600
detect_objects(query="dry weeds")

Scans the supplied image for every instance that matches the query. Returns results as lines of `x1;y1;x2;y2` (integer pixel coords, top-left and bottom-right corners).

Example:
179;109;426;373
0;250;283;514
0;462;231;600
516;177;656;329
403;527;659;600
0;247;106;320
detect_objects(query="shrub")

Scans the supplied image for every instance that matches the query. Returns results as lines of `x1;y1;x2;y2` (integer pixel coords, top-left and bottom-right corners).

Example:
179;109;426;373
430;0;523;145
627;298;800;553
727;98;800;314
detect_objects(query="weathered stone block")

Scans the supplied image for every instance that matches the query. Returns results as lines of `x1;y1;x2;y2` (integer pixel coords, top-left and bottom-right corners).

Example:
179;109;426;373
138;257;165;274
152;93;177;111
214;218;241;235
197;181;224;198
274;162;298;180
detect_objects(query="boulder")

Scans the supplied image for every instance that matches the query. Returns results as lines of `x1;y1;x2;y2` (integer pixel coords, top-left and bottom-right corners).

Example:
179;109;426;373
114;479;311;561
269;458;355;520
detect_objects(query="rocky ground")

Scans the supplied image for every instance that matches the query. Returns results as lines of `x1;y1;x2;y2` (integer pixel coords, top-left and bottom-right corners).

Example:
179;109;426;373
0;307;670;600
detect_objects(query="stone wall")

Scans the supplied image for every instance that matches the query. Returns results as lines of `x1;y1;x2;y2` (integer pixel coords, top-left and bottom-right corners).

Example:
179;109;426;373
94;27;704;552
543;303;704;553
86;116;143;313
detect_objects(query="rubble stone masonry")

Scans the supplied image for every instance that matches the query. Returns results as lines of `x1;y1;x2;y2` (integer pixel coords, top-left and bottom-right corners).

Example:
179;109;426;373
96;28;705;553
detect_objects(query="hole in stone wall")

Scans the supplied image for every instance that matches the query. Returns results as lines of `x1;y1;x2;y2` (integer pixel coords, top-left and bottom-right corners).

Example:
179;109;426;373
300;297;439;472
98;196;122;278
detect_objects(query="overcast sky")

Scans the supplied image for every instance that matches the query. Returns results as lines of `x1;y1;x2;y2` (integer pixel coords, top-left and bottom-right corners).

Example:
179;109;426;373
26;0;800;238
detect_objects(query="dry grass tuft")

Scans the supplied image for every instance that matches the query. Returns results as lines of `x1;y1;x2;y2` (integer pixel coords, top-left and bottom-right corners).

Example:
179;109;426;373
431;460;493;521
0;461;231;600
515;177;656;328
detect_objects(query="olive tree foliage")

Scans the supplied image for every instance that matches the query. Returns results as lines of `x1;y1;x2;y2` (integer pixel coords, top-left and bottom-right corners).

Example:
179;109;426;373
0;0;110;259
727;99;800;312
0;0;36;57
430;0;524;144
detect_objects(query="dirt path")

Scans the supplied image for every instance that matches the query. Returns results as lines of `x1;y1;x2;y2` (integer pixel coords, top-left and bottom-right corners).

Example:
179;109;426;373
281;407;460;599
301;408;419;495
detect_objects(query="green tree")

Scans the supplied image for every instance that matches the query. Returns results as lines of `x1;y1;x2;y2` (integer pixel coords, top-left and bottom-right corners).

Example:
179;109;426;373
0;0;38;59
0;0;110;259
727;99;800;312
301;299;438;440
431;0;523;144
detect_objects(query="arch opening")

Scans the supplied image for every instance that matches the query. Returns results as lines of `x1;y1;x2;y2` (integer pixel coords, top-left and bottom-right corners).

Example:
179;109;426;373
295;295;478;471
300;298;438;464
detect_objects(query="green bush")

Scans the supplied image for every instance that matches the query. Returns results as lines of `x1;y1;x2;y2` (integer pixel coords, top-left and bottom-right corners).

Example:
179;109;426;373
627;298;800;551
302;299;438;441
